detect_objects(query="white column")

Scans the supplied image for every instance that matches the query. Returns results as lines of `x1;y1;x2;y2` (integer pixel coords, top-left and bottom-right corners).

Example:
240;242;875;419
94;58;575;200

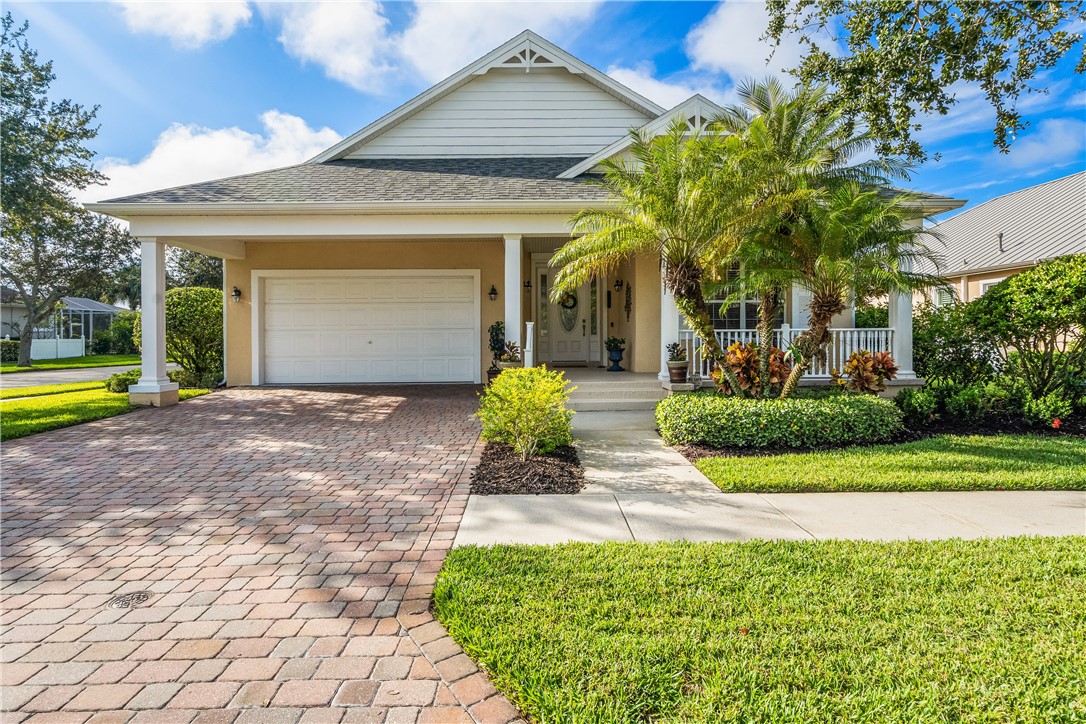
131;239;179;405
503;234;522;347
659;287;680;379
890;220;921;379
524;321;535;368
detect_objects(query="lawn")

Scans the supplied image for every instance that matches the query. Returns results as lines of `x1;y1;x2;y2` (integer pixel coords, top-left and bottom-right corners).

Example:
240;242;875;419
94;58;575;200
1;386;209;440
0;381;108;400
695;434;1086;492
0;353;141;373
435;538;1086;723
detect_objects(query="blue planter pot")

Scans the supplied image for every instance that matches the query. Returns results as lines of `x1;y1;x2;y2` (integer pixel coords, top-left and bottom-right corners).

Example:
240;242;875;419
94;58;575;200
607;348;625;372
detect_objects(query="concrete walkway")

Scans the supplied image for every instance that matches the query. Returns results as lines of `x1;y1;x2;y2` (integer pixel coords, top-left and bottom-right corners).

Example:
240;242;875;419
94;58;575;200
455;411;1086;546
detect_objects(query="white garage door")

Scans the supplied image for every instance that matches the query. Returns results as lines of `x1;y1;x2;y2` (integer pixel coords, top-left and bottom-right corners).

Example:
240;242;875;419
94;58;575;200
261;273;478;384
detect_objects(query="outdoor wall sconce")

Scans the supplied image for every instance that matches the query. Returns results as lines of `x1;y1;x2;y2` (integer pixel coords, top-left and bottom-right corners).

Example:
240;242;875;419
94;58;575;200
524;279;532;292
231;286;242;303
614;279;624;292
488;285;498;301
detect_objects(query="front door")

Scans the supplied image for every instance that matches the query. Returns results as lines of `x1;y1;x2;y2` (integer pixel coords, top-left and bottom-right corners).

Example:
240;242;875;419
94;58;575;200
533;261;600;366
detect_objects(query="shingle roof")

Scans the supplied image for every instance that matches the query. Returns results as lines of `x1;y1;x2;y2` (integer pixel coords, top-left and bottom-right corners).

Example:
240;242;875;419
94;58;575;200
97;158;610;205
926;171;1085;276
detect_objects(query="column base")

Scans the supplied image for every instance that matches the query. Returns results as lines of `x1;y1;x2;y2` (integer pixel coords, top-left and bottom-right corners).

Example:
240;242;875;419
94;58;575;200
129;383;180;408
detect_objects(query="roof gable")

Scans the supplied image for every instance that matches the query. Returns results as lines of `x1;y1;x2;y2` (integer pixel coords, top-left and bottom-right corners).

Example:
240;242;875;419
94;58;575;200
310;30;664;162
557;94;725;178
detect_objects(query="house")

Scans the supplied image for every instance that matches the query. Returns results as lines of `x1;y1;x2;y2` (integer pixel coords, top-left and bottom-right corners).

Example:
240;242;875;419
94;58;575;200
87;31;964;407
928;171;1085;305
1;286;28;339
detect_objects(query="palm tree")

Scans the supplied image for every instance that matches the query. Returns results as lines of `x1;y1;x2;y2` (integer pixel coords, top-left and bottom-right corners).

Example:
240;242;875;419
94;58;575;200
715;79;909;396
549;120;750;394
776;183;943;398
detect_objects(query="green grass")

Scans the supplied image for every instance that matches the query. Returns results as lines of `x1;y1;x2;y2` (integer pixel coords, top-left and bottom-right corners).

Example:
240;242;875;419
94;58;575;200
435;538;1086;723
0;353;141;373
1;387;210;440
695;434;1086;492
0;380;106;400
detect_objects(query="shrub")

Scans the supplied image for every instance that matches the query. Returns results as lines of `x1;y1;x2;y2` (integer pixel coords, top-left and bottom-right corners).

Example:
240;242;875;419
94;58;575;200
169;369;219;389
1023;392;1073;429
855;303;888;328
712;342;790;396
477;366;574;460
894;387;936;427
944;386;985;420
968;254;1086;398
832;350;899;393
106;369;141;393
487;321;504;369
655;392;904;449
1;339;19;363
135;287;223;383
913;301;997;386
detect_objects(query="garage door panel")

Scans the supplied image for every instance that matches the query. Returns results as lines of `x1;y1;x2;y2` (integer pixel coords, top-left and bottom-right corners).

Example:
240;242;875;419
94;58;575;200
263;273;478;384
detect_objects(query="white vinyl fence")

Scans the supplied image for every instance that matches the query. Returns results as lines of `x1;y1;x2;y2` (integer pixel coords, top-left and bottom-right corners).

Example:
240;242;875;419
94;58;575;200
29;337;86;360
679;326;894;381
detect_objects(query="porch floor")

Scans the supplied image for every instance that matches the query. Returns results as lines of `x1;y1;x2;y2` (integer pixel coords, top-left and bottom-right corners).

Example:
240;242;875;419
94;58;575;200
553;367;660;384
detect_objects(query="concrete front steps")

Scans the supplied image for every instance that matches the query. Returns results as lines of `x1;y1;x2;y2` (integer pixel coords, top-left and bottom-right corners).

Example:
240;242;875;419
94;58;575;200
566;375;666;411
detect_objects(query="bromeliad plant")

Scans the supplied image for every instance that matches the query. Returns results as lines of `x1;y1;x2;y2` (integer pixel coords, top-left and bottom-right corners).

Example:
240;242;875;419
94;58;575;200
498;341;521;364
666;343;687;362
832;350;900;393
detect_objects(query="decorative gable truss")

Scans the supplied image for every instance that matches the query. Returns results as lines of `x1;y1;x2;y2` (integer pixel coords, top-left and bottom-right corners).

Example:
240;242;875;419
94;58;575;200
309;30;664;163
557;94;725;178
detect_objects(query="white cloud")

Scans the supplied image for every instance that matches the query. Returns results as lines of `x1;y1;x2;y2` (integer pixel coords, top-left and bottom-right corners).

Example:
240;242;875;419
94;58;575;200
606;64;728;109
262;1;395;92
1002;117;1086;169
686;0;832;82
397;1;601;83
87;111;341;203
112;1;252;49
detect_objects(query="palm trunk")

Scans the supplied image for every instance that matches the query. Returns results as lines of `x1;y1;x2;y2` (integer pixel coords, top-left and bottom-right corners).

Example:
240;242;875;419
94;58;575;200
779;291;843;399
756;288;779;398
674;291;744;396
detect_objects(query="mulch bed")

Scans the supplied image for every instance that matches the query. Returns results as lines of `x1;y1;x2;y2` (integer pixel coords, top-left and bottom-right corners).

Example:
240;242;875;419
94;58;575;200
676;417;1086;462
471;442;584;495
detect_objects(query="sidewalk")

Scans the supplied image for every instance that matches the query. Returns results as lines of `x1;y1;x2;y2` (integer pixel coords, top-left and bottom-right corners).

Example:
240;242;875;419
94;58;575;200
455;411;1086;546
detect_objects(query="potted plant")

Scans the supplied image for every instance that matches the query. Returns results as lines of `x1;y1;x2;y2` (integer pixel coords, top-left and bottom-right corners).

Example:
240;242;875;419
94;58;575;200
605;336;626;372
666;342;688;383
496;341;522;370
487;321;505;383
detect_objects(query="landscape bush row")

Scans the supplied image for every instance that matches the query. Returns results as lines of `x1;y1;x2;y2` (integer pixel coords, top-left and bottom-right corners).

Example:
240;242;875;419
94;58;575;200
656;392;903;449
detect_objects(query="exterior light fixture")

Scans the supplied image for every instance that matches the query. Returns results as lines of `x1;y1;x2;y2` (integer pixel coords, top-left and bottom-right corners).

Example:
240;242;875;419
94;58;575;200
613;279;624;292
488;285;498;301
231;286;242;303
524;279;532;292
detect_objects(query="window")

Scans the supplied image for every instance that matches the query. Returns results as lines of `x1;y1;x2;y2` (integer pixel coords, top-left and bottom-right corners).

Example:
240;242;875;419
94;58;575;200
935;288;955;306
680;263;783;331
979;279;1005;296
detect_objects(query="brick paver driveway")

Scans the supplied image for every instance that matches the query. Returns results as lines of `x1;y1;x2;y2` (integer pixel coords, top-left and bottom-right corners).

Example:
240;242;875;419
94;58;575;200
1;387;519;723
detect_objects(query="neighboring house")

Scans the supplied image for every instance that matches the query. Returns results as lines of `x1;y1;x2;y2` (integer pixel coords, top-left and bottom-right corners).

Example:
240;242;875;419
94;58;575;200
928;171;1085;305
0;286;28;339
87;31;964;405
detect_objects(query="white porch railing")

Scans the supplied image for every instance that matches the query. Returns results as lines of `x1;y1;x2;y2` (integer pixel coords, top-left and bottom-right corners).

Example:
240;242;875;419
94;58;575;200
678;326;894;381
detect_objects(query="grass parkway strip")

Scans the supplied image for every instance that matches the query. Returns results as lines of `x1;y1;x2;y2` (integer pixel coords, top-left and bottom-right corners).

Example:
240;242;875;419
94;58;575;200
435;537;1086;723
0;353;141;373
1;386;208;441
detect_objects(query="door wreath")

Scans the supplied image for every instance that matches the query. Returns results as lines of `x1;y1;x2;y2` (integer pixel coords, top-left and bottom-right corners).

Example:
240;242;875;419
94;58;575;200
558;292;578;310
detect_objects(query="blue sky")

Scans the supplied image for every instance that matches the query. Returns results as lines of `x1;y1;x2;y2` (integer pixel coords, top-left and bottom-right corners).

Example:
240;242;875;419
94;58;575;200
9;1;1085;216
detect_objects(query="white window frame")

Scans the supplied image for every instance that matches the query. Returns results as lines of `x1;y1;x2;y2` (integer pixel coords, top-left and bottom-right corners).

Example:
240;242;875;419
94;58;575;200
979;278;1005;296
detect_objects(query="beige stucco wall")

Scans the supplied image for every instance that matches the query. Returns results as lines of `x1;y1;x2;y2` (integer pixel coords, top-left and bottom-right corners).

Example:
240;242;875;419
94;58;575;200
632;255;662;373
224;239;506;386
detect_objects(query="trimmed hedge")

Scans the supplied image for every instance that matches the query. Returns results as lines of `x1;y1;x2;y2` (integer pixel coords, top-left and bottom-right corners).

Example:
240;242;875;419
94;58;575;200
656;392;904;448
1;339;19;363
